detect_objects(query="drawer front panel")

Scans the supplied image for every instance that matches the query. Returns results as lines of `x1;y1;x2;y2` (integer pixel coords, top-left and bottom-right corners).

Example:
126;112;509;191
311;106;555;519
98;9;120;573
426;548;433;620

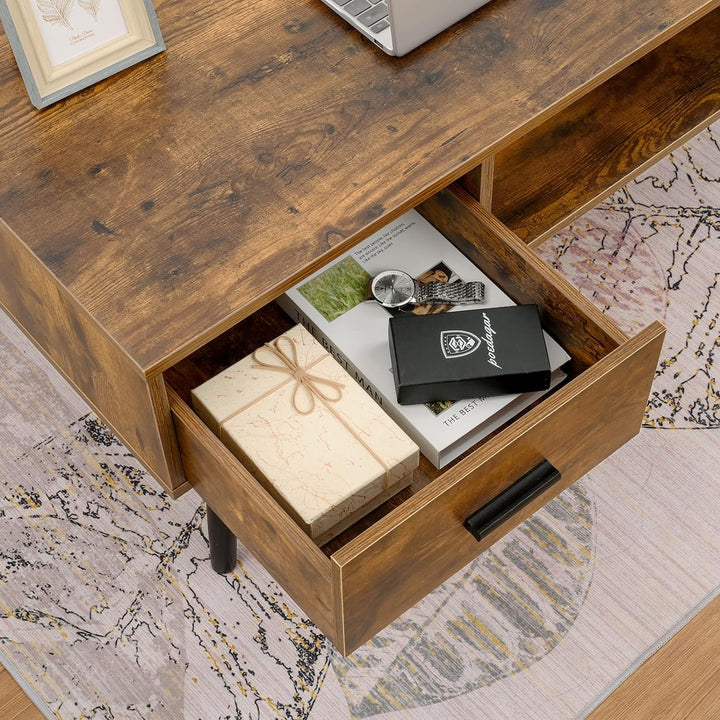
333;322;664;654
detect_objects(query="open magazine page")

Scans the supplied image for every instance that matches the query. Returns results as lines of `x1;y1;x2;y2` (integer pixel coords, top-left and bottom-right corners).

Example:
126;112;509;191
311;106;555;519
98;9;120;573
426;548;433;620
278;209;570;467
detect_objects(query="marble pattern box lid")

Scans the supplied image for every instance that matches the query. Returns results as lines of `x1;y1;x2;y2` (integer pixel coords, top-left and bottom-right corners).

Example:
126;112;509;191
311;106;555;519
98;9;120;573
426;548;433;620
191;324;419;544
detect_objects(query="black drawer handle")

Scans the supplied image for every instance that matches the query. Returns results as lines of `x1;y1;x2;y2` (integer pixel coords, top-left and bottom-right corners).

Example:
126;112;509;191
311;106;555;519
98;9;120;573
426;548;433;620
464;459;561;541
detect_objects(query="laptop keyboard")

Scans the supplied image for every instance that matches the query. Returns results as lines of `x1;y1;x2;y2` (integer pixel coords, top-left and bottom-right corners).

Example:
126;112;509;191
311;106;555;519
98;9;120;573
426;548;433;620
328;0;390;34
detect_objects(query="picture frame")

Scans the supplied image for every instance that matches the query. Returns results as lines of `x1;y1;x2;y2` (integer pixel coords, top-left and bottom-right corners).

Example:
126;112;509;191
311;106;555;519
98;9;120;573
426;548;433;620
0;0;164;108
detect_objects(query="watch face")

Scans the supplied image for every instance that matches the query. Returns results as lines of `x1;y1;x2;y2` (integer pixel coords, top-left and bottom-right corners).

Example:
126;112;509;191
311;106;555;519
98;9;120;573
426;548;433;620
371;270;415;308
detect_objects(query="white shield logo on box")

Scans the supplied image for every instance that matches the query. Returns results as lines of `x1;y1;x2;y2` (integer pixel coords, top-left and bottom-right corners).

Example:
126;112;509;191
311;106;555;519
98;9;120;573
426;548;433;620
440;330;481;359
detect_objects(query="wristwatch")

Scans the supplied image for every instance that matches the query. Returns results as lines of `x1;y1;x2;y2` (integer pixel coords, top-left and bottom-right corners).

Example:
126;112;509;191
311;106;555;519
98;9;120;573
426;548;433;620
369;269;486;309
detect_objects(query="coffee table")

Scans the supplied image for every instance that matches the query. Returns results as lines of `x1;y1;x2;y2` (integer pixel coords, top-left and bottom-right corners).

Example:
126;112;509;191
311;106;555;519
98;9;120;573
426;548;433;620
1;0;718;653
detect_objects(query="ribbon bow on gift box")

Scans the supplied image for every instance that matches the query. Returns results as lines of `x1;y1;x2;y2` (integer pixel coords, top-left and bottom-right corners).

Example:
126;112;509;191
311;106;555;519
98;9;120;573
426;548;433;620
251;335;344;415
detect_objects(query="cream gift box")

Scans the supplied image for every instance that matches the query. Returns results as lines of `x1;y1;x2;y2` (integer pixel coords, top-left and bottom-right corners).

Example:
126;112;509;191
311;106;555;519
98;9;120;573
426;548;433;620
191;324;419;545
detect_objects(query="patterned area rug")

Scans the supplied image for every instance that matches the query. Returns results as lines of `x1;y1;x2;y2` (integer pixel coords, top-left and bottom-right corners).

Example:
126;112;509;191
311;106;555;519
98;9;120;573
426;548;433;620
1;122;719;719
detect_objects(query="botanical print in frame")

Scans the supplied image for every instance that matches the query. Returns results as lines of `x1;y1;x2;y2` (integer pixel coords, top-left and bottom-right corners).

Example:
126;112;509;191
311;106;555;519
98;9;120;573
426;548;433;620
0;0;164;108
28;0;129;68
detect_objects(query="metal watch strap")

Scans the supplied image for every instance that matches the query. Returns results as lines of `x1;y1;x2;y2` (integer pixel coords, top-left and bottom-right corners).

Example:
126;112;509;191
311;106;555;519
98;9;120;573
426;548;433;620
415;280;486;304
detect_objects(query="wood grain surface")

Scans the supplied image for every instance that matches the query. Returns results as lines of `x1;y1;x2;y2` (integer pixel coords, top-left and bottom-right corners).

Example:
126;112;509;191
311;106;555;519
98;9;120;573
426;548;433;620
332;322;665;653
0;0;715;374
0;666;44;720
0;219;185;490
589;595;720;720
493;5;720;242
458;157;495;209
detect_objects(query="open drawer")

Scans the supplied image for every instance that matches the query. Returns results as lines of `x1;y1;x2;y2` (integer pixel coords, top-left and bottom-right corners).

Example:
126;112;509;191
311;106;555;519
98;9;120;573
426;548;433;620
164;185;665;656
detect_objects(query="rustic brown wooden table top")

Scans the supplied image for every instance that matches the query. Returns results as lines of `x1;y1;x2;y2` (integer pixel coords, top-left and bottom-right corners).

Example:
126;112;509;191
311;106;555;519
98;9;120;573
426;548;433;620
0;0;715;374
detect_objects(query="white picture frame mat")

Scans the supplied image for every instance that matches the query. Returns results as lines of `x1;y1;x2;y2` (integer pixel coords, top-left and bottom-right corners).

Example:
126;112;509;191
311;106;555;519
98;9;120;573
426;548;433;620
5;0;156;95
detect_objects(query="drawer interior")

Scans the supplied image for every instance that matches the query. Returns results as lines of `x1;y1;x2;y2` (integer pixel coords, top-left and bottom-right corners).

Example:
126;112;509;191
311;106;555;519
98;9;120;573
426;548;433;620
163;185;627;555
163;184;666;652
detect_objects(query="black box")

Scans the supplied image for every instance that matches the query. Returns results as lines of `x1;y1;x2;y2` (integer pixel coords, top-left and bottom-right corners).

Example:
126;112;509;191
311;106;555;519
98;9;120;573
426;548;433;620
388;305;552;405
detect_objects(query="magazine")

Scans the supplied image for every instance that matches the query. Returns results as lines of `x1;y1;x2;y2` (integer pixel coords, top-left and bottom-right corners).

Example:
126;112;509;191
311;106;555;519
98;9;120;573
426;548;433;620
277;209;570;467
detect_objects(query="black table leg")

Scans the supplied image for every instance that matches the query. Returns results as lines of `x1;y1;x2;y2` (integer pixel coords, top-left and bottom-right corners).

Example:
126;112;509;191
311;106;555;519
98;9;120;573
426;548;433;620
207;505;237;574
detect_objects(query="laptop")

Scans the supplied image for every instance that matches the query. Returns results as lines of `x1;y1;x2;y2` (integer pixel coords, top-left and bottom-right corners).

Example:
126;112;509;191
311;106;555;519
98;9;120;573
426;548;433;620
319;0;493;56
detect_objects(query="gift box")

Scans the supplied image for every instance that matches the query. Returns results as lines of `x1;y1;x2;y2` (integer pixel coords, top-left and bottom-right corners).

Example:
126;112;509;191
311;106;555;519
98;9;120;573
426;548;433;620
388;305;553;405
191;324;419;544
